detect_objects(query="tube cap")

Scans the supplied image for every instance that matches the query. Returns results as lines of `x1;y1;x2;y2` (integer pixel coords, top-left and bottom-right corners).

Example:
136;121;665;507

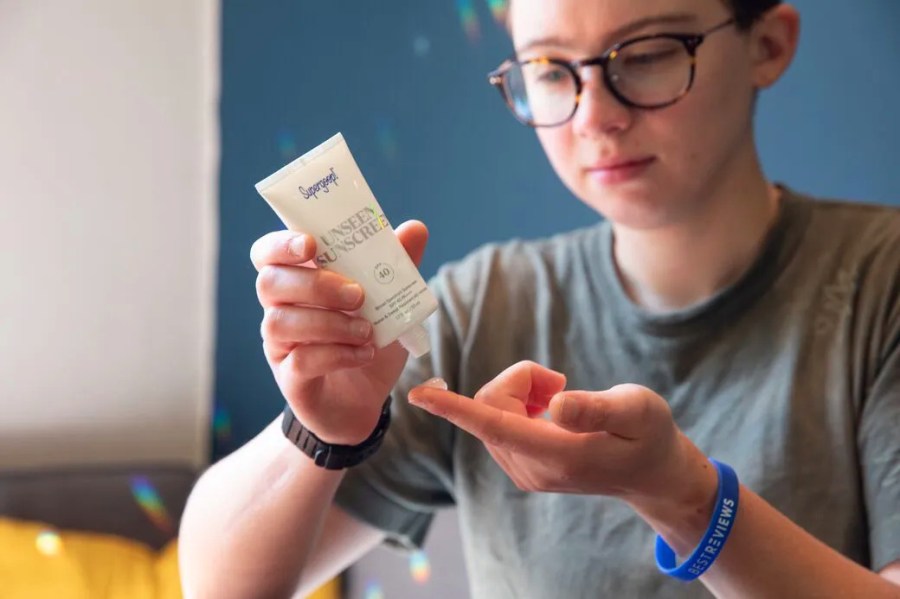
398;324;431;358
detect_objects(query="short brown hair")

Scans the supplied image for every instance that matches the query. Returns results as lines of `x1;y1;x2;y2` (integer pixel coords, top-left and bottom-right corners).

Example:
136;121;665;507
725;0;782;29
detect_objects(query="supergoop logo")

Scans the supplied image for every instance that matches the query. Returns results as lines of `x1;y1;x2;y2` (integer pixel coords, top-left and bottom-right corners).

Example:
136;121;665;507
298;167;339;200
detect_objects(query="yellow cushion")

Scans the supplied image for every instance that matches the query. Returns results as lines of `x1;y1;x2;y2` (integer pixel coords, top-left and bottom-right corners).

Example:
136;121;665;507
0;517;340;599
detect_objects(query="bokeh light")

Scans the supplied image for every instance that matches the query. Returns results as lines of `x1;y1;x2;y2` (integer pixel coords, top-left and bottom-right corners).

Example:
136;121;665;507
213;404;232;444
410;549;432;584
413;34;431;57
486;0;509;25
35;530;63;556
375;118;399;163
456;0;480;42
130;476;175;536
363;580;385;599
277;129;298;161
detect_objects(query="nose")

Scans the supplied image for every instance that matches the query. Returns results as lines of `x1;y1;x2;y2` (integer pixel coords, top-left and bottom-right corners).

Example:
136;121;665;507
570;66;633;138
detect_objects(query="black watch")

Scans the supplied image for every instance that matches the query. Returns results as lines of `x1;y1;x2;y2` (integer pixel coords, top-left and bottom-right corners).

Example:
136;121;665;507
281;398;392;470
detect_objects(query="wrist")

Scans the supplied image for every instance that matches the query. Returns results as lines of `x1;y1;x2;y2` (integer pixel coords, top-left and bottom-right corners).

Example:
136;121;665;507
627;433;718;555
281;397;392;470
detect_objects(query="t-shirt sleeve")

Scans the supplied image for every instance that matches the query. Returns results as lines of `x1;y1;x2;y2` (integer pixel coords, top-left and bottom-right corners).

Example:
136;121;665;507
857;238;900;572
333;270;464;551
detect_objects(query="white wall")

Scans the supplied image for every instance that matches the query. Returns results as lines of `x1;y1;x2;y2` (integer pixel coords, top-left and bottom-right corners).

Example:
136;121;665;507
0;0;219;469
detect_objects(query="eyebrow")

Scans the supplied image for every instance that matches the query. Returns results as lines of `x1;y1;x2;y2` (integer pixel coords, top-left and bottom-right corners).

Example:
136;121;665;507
515;12;699;55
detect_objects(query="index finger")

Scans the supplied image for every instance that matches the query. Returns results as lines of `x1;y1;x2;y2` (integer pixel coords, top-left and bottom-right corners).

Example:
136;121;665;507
408;386;569;456
477;361;567;416
250;230;316;271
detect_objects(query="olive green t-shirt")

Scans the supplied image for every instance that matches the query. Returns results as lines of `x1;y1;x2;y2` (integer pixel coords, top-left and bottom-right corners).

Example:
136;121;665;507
335;186;900;598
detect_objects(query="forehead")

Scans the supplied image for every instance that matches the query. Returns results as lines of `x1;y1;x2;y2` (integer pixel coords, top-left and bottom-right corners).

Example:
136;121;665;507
509;0;722;52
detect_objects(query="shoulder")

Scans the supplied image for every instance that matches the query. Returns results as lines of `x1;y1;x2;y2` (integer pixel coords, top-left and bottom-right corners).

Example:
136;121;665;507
800;190;900;252
790;187;900;352
785;187;900;275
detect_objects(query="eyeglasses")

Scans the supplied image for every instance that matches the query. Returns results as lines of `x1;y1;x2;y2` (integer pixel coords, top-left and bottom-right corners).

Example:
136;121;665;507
487;18;736;127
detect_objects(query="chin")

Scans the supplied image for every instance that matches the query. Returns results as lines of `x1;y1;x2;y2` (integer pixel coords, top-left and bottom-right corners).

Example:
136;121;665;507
576;179;690;231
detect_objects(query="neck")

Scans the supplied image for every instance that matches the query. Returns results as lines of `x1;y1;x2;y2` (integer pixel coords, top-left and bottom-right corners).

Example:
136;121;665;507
612;140;780;313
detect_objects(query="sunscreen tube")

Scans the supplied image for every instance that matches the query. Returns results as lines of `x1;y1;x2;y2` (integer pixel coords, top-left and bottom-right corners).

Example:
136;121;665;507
255;133;437;357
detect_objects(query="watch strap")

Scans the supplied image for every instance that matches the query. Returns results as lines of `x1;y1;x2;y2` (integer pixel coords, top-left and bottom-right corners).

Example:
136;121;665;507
281;397;392;470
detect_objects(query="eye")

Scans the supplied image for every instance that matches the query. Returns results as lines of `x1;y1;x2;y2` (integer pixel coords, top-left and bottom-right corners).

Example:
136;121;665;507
537;66;570;84
622;48;681;68
540;68;566;83
614;38;686;74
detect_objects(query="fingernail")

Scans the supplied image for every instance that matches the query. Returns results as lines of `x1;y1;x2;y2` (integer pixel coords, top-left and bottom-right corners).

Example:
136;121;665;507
354;345;375;361
340;283;363;306
408;391;429;407
289;235;306;257
348;318;372;339
422;377;448;390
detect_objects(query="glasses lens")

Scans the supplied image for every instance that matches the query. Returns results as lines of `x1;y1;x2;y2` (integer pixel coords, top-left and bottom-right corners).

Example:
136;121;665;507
607;38;693;107
504;60;577;126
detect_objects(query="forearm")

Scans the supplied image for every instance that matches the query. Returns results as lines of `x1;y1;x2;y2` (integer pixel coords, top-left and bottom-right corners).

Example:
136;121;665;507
179;418;345;599
631;439;900;598
699;487;899;598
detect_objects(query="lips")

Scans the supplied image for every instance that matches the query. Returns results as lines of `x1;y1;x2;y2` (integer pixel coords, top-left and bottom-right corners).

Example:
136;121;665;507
584;156;656;185
587;156;655;171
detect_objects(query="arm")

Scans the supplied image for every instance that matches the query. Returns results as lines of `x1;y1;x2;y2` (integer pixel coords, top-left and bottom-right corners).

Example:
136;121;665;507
180;224;431;598
407;362;900;599
179;417;385;599
631;436;900;598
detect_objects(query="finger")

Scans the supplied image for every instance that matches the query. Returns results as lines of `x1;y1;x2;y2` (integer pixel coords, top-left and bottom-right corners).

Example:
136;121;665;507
261;305;372;346
250;231;317;271
256;264;365;310
408;386;568;456
394;220;429;267
549;384;664;439
252;221;425;306
476;361;566;418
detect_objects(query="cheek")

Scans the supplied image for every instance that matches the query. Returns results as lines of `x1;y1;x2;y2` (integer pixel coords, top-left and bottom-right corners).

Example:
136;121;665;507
653;65;754;172
536;128;579;186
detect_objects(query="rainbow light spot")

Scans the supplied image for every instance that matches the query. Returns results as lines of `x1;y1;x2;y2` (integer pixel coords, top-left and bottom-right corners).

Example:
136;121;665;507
35;530;62;556
413;34;431;58
363;580;385;599
277;130;298;161
486;0;509;25
456;0;480;42
375;119;399;163
410;549;432;584
130;476;174;536
213;405;232;443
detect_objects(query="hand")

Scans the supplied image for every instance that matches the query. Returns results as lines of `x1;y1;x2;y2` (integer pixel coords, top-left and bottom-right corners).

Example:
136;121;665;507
408;361;716;512
251;220;429;445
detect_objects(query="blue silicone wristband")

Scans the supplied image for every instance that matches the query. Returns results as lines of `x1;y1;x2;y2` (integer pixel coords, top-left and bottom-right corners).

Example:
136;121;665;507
655;459;739;582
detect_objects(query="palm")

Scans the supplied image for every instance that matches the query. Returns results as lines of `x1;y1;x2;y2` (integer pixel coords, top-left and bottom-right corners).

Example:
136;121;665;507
277;342;408;445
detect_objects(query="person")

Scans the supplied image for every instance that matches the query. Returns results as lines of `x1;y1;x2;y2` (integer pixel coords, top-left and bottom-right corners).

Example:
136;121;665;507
179;0;900;597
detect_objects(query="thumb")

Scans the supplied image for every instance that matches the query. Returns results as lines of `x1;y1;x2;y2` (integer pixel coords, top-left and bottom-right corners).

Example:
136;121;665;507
394;220;429;267
549;385;662;439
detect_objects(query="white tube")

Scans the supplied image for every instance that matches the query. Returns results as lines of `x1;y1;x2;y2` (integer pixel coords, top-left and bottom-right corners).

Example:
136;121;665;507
254;133;437;357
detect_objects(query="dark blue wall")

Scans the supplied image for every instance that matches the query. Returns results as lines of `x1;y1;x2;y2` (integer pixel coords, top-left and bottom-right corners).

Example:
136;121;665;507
214;0;900;458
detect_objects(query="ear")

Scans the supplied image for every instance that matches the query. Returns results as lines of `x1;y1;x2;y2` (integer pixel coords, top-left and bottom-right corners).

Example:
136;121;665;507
748;4;801;90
